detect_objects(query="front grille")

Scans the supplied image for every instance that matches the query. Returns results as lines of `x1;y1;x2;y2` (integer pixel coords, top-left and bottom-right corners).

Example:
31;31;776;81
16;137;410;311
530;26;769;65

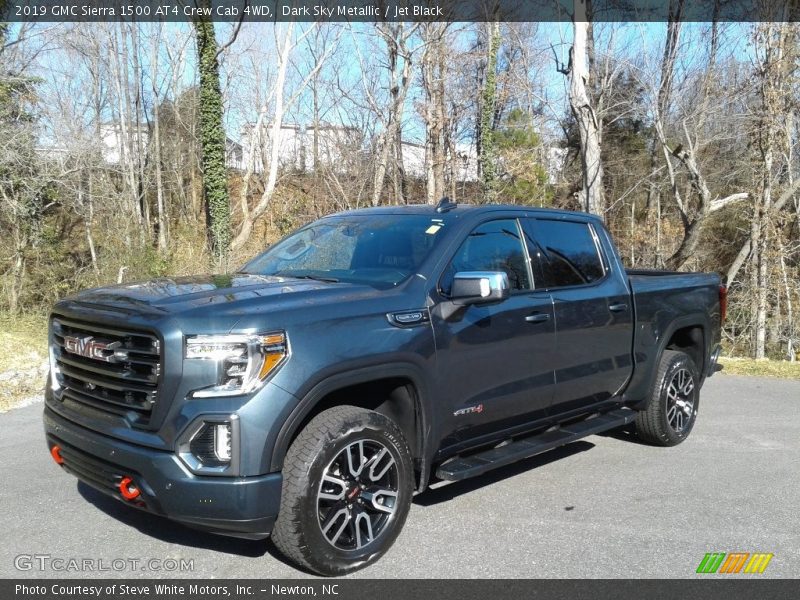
51;317;161;426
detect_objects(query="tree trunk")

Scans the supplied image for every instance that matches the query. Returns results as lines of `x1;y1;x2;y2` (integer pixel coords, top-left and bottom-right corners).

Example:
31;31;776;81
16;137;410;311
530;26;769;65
370;23;414;207
751;21;787;358
312;82;320;171
110;24;144;242
725;177;800;284
433;30;447;203
479;21;500;203
152;26;168;252
193;7;231;267
232;22;295;251
569;1;605;216
129;24;150;241
645;1;683;215
394;121;407;204
422;23;447;205
778;236;795;360
85;176;98;273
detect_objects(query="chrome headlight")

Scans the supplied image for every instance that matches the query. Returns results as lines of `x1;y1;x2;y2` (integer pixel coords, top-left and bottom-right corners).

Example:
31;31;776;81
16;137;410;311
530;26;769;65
185;332;288;397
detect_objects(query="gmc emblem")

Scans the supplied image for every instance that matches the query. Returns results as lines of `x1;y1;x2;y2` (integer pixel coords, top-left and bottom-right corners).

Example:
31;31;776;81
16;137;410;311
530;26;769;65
63;335;117;363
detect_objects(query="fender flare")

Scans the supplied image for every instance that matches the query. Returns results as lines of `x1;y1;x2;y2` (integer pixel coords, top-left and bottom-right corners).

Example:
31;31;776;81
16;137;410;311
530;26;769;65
269;363;434;486
659;313;709;373
625;312;709;408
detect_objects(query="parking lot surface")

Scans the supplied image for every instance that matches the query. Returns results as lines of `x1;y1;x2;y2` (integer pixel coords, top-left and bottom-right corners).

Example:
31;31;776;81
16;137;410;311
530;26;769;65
2;374;797;578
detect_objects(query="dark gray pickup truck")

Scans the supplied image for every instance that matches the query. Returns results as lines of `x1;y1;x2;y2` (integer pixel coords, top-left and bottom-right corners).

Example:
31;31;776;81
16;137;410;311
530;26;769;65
44;201;724;575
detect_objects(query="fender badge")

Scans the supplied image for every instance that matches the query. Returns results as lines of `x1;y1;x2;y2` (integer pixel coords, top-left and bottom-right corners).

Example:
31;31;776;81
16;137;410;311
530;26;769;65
454;404;484;416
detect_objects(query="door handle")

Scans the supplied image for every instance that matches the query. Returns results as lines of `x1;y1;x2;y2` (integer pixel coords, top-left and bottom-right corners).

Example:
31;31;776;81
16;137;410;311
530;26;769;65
525;313;551;323
609;303;629;312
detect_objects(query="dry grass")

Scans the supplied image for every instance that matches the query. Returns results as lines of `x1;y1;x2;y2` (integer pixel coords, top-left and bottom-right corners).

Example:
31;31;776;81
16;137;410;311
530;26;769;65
718;357;800;380
0;313;48;412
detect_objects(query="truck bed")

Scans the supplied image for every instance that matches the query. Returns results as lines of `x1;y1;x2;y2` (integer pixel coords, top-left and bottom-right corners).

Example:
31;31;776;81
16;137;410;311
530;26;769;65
622;269;722;403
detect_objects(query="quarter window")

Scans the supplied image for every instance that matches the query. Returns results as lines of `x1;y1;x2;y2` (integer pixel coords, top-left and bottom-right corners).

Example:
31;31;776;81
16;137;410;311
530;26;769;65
524;219;605;288
441;219;531;294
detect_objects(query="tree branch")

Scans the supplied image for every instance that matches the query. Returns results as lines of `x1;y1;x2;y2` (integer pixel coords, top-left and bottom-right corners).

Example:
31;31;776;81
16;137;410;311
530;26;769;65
214;3;247;61
709;192;749;212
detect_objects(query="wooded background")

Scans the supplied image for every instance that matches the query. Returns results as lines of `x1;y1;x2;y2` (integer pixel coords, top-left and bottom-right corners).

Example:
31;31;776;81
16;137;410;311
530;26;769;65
1;4;798;361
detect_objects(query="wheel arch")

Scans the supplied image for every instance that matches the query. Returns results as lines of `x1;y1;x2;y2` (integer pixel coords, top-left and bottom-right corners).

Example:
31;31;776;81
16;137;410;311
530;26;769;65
270;364;433;490
664;324;705;376
626;313;709;409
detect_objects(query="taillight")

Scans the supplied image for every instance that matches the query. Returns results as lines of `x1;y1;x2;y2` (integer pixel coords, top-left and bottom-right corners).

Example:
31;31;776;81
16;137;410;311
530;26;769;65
719;285;728;322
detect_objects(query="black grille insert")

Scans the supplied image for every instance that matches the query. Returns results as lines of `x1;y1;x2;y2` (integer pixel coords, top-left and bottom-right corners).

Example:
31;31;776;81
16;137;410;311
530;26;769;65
51;318;161;425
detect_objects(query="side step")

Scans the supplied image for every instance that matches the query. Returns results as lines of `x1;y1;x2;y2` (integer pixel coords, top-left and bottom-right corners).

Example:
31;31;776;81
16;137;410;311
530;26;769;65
435;407;637;482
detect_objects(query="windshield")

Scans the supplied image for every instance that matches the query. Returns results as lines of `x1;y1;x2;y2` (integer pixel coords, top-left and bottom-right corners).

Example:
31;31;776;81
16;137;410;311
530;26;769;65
240;214;448;287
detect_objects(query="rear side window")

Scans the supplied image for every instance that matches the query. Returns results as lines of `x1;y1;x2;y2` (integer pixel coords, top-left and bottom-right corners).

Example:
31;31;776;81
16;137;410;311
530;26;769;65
524;219;605;288
440;219;531;294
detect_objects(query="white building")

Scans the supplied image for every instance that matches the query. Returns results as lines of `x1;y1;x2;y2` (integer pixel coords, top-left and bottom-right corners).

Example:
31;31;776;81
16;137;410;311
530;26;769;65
237;122;362;174
398;141;479;182
48;120;483;184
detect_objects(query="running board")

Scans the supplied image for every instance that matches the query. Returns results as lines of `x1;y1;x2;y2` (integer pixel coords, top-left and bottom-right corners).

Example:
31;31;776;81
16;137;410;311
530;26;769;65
435;407;637;482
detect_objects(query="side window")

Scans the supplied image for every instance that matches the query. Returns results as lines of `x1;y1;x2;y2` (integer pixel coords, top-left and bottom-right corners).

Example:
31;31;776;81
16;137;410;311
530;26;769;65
524;219;605;288
440;219;531;294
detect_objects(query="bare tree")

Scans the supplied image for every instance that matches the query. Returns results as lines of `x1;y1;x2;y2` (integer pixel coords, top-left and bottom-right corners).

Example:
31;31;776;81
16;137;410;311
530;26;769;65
364;22;418;207
232;22;336;251
749;19;794;358
561;0;605;216
644;0;683;227
149;24;168;252
421;23;449;204
648;16;749;270
479;20;500;202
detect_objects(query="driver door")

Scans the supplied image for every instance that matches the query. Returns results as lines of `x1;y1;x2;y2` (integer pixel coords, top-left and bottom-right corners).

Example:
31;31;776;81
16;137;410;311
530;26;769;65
430;218;556;450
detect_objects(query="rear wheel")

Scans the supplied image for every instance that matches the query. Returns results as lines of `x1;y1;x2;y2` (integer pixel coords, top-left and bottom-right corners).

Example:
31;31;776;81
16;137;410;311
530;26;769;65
635;350;700;446
271;406;414;576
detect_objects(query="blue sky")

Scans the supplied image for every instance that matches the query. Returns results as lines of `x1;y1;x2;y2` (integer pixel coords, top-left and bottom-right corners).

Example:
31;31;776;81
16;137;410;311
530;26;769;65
11;19;754;148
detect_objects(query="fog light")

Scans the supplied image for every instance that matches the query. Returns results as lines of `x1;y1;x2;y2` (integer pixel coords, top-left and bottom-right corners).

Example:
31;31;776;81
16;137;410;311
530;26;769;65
213;423;232;462
189;421;233;466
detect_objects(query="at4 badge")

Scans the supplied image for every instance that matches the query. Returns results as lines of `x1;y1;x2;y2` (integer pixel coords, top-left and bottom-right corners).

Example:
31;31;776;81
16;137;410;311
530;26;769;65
454;404;484;417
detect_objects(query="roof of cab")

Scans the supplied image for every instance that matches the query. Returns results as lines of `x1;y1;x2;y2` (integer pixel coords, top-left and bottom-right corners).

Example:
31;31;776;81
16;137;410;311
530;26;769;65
326;203;601;222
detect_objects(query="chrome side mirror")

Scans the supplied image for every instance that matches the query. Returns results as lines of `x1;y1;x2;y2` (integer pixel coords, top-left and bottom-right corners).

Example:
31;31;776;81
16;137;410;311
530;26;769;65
451;271;510;305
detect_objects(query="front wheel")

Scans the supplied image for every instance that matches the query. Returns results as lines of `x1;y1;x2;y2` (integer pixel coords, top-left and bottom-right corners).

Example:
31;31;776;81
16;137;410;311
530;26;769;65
635;350;700;446
271;406;414;576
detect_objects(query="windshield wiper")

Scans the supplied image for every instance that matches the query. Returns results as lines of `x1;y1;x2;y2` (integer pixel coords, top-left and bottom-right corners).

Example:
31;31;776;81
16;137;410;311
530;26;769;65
274;272;340;283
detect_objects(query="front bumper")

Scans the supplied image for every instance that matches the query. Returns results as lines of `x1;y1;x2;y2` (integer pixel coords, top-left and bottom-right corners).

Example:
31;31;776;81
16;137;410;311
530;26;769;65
44;406;282;539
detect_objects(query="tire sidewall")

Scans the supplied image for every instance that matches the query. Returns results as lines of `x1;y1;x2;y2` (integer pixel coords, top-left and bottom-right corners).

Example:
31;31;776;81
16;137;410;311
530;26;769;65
657;353;700;444
293;412;414;574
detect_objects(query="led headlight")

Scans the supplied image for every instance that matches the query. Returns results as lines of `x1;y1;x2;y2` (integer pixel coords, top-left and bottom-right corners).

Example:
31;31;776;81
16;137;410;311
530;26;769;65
185;332;287;397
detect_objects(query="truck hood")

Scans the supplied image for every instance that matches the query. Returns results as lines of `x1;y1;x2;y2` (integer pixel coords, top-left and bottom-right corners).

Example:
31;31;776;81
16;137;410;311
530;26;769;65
63;274;379;315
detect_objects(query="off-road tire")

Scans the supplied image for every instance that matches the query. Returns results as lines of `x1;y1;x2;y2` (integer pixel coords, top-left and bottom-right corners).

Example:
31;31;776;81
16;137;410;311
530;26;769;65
635;350;700;446
271;406;414;576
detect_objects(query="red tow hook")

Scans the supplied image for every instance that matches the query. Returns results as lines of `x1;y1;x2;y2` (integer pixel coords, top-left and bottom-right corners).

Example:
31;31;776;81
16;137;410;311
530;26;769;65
50;445;64;465
118;476;141;501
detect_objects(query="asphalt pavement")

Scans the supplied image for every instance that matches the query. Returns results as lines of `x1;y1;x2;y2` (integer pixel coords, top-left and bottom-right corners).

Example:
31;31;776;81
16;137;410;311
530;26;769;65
1;374;798;579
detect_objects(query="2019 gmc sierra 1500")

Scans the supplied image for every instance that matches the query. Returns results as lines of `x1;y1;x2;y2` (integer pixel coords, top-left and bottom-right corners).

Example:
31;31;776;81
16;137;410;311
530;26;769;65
44;201;724;575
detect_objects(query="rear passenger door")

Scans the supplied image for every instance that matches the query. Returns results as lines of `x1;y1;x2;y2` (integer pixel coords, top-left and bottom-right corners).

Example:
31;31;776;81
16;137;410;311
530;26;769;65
522;218;633;414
